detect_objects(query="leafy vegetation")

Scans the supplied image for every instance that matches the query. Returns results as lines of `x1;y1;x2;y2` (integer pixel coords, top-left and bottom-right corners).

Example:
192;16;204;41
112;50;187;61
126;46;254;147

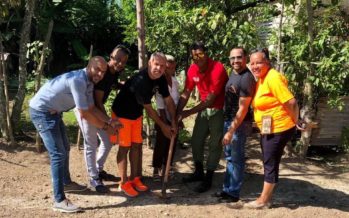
0;0;348;154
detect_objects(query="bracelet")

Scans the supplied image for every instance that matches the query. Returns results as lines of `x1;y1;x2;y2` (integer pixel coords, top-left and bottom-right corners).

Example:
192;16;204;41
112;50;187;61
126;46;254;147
102;122;109;130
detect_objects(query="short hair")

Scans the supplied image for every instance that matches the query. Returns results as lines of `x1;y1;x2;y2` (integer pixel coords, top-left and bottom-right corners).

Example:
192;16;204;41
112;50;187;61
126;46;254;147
112;44;130;56
232;47;247;56
250;48;270;60
165;54;176;62
150;52;167;62
190;41;207;52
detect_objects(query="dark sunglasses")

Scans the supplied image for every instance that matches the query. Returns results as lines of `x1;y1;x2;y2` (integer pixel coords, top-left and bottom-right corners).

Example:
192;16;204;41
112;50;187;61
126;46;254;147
229;56;243;61
192;53;205;60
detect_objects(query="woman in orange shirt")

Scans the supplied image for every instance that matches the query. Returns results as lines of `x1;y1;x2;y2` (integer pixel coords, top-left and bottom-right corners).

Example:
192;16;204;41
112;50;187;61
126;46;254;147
246;49;299;209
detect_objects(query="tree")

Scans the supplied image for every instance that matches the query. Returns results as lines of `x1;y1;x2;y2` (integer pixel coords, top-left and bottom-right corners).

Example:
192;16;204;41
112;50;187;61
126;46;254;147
11;0;36;133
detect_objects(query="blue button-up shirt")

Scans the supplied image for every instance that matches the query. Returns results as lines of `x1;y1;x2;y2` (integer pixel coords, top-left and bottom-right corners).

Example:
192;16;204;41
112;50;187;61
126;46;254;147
29;68;94;113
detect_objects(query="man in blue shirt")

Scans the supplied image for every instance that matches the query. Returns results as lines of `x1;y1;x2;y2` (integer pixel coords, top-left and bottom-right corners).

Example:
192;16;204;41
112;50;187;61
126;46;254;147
29;56;120;213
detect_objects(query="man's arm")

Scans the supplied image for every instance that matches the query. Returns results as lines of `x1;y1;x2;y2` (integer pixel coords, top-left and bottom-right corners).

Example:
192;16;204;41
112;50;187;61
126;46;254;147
176;88;191;115
94;89;107;115
79;105;117;135
163;95;178;134
222;96;252;145
181;93;217;119
144;104;172;139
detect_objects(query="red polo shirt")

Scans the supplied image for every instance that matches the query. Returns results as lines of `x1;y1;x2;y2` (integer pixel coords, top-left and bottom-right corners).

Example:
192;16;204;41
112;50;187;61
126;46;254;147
185;58;228;109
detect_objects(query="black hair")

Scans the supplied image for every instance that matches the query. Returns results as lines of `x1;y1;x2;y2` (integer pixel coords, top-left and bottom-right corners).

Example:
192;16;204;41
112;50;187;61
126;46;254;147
233;46;247;56
113;44;131;55
250;48;270;60
190;41;207;52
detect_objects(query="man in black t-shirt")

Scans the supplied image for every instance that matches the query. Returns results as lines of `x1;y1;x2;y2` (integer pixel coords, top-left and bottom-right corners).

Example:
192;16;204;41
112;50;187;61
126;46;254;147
74;45;130;193
111;52;177;197
213;47;256;203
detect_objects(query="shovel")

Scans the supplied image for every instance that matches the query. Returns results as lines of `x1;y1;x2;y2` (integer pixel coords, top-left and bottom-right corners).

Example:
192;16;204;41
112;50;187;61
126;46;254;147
160;134;176;199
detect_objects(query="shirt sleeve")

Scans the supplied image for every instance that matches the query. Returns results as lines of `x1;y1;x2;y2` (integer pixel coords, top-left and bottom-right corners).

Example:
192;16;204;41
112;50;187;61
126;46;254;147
156;92;165;109
210;63;228;96
240;72;256;98
94;76;107;91
158;76;170;98
70;78;92;110
184;65;196;91
268;71;294;104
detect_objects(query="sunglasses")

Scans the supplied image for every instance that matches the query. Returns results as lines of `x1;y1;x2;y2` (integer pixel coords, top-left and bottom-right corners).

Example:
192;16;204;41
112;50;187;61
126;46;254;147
229;56;243;61
192;53;205;60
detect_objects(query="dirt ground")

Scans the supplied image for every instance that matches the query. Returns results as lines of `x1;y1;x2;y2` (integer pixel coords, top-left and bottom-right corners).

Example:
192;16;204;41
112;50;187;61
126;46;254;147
1;132;349;218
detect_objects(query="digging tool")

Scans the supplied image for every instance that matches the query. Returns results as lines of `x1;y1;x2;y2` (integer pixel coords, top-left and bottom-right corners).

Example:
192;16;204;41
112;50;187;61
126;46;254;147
159;134;176;199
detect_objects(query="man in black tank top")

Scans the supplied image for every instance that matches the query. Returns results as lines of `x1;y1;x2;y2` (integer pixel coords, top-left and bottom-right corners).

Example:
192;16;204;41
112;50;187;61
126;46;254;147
213;47;256;203
74;45;129;193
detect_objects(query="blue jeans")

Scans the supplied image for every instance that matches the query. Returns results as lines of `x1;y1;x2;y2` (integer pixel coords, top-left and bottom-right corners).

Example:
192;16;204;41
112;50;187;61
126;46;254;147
29;107;72;202
222;120;251;198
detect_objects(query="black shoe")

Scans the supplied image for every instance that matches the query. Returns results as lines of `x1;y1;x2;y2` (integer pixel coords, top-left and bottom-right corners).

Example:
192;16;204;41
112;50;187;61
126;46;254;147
212;191;230;198
90;178;109;194
218;195;240;203
194;180;212;193
99;170;117;181
182;172;204;183
182;161;204;183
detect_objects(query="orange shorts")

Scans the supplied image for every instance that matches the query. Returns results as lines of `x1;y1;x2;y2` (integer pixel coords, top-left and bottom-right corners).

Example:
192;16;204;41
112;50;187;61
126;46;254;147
110;113;143;147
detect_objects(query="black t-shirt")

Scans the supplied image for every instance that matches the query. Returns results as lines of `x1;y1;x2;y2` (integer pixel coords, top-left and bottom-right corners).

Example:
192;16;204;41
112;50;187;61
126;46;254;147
224;68;256;121
112;68;170;120
94;67;120;103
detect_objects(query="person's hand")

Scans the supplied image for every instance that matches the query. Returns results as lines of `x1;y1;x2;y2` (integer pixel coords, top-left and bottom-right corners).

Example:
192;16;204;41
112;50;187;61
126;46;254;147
296;120;307;131
222;131;233;146
109;119;123;130
171;121;178;136
105;125;118;135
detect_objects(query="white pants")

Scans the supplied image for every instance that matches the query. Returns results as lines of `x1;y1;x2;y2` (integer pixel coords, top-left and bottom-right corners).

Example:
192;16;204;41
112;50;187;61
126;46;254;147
74;109;112;179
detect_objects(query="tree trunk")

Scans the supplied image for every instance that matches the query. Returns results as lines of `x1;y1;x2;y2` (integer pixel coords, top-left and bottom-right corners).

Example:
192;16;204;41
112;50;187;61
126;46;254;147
300;0;315;157
10;0;36;133
35;20;54;152
136;0;147;69
0;36;10;141
76;45;93;150
276;0;284;72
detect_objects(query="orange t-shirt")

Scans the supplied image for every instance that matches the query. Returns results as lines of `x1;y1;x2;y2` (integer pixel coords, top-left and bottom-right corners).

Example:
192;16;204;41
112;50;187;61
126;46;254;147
252;68;295;133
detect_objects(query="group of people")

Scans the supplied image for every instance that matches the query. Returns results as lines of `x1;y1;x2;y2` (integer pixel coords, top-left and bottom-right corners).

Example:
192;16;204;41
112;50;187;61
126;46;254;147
29;41;300;213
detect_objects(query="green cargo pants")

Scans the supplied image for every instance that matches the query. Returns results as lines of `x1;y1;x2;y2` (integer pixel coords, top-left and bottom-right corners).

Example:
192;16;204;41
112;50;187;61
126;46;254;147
191;108;224;171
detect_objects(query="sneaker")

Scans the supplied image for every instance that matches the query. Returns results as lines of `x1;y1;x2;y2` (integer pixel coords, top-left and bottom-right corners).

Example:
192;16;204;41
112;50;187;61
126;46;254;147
212;191;230;198
153;168;161;182
218;195;240;203
53;199;81;213
132;176;149;192
99;170;117;181
119;181;139;197
90;178;109;193
64;181;87;192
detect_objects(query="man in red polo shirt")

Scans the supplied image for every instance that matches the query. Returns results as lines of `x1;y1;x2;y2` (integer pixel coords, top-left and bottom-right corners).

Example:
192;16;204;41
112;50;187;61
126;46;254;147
177;41;228;193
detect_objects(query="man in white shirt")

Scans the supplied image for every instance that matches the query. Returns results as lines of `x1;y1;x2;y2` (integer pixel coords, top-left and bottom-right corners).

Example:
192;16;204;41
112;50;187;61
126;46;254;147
152;55;180;180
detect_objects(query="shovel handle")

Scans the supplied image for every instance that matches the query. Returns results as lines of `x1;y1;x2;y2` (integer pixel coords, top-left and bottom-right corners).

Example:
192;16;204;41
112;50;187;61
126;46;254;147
161;135;176;195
